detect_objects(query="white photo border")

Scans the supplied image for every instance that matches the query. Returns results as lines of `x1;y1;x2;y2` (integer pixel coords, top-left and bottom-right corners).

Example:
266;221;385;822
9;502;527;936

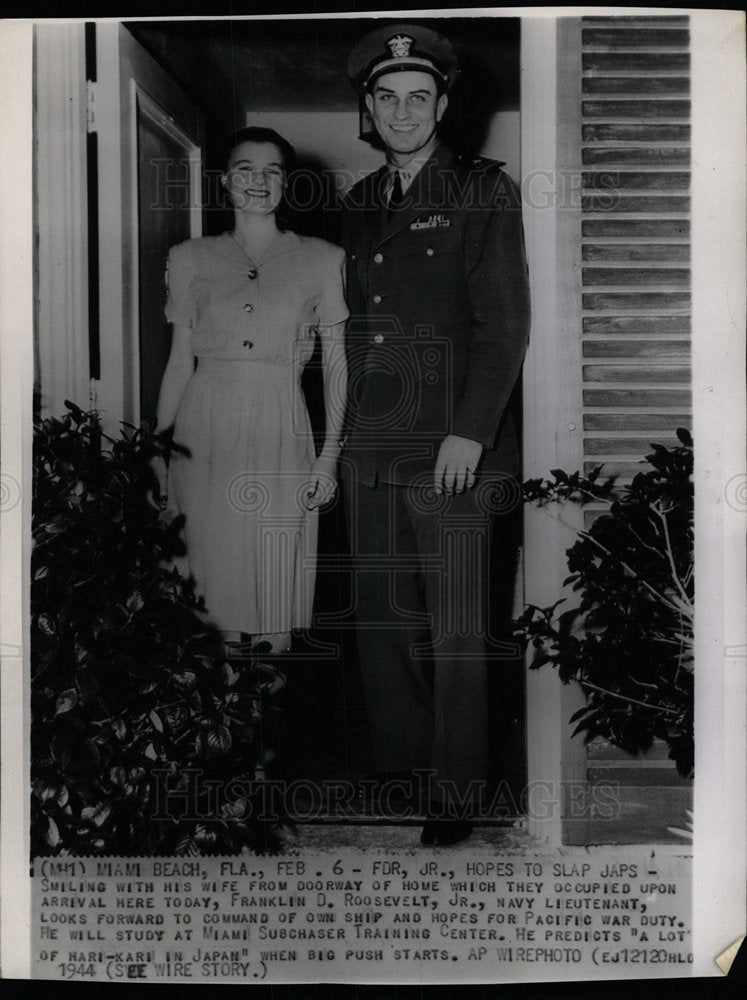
1;5;744;983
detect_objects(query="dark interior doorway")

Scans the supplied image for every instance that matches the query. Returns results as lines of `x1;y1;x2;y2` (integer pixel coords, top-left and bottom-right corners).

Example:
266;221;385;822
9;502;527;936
127;15;526;819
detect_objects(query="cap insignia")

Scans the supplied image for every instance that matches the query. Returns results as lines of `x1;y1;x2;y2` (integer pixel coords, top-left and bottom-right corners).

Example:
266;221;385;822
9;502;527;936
387;34;414;58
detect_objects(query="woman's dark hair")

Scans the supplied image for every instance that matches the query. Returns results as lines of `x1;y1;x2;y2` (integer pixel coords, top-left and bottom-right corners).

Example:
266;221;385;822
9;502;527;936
223;126;297;174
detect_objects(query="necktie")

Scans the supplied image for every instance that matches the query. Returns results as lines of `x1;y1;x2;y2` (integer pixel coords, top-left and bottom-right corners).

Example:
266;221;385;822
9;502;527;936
387;170;404;219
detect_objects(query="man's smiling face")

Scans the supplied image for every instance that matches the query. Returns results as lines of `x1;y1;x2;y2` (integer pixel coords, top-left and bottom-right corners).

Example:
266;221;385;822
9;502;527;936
365;71;448;163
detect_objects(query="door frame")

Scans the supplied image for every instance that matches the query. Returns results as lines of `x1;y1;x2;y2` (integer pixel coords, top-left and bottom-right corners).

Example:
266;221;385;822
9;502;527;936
93;23;203;434
520;17;589;844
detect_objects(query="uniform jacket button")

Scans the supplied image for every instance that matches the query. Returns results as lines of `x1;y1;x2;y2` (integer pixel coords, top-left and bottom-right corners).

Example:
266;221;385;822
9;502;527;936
372;293;382;304
373;252;384;264
426;247;434;256
243;303;254;312
373;333;384;344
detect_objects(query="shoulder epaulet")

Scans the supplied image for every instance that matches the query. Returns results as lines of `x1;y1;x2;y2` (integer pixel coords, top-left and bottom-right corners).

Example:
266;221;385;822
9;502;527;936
450;155;521;210
457;154;506;173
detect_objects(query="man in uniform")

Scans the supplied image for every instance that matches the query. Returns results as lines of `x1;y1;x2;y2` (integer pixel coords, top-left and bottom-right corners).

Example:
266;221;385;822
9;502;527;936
341;23;530;845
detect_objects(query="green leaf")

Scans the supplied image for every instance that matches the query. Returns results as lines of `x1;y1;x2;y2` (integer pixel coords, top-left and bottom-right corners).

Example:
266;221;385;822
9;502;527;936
174;834;200;857
38;613;58;637
34;782;58;804
173;670;198;692
571;715;597;739
109;766;126;787
125;590;145;615
81;802;111;827
45;816;61;848
223;662;240;688
569;704;594;723
220;797;248;819
528;653;554;670
193;824;219;848
55;689;78;715
206;725;232;754
676;427;693;447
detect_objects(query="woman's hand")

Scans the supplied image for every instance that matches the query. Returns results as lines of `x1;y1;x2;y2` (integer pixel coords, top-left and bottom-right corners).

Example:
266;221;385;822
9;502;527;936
304;452;339;510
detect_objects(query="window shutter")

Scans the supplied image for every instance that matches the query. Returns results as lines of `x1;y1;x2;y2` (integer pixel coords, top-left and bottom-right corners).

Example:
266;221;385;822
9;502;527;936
581;15;691;530
579;16;692;840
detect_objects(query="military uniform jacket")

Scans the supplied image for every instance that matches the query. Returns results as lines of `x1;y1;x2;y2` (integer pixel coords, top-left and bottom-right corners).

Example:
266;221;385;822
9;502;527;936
341;141;531;487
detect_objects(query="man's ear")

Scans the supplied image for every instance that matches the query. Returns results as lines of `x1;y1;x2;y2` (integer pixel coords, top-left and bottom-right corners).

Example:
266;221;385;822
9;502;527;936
436;92;449;122
364;91;374;115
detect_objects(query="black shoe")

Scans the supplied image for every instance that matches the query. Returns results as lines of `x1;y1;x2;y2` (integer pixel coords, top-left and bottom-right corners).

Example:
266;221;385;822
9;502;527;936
420;818;474;846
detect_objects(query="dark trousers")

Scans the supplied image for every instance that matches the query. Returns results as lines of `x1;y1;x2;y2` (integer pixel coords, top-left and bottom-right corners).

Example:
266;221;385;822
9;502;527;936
345;475;511;807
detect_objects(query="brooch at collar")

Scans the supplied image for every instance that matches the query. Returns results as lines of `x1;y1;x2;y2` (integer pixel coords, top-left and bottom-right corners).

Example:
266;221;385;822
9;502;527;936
410;213;451;230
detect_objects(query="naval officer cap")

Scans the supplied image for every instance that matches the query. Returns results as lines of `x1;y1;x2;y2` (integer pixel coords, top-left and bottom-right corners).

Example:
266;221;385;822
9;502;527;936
348;23;459;93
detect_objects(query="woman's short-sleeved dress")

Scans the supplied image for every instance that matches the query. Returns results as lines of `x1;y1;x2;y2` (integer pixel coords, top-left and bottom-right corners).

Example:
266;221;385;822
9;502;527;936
164;231;348;635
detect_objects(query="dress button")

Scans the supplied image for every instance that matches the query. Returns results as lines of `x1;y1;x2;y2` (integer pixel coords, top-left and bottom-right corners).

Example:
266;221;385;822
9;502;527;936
372;293;382;304
373;252;383;264
242;340;253;348
243;303;254;312
426;247;434;256
374;333;384;344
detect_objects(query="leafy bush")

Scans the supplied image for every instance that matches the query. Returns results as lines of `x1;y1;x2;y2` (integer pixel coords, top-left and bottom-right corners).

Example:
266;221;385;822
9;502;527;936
32;401;283;856
515;429;694;777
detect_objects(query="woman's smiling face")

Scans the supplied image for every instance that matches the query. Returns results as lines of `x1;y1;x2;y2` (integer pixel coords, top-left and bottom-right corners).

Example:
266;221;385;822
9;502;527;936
223;141;286;215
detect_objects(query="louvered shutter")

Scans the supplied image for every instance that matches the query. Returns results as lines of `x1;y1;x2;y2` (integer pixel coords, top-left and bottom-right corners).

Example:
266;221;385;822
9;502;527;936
581;14;691;517
579;15;692;841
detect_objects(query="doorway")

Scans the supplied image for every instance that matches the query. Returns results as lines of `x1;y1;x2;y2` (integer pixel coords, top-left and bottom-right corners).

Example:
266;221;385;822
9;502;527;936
122;15;527;819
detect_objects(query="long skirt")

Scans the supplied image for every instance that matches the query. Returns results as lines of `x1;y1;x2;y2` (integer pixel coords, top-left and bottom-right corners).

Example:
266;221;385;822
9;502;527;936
168;357;318;634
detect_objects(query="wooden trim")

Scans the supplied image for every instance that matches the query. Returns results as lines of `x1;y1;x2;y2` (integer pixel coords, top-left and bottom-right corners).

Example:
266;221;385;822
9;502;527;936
34;24;90;418
93;24;127;433
521;17;588;845
94;23;204;434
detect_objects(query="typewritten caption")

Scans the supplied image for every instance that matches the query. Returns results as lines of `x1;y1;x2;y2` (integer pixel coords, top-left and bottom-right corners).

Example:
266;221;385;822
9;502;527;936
32;850;692;983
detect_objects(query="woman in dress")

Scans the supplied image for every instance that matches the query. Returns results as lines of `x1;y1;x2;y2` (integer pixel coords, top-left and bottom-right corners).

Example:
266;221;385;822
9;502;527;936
153;126;348;656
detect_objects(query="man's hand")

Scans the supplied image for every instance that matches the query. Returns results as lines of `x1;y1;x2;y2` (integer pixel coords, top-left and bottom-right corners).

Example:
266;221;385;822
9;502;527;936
434;435;483;494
